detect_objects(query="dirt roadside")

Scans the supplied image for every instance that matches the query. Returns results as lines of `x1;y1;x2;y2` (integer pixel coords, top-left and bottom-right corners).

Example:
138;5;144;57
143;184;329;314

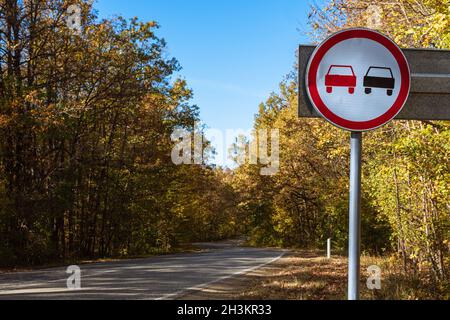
179;249;447;300
179;250;351;300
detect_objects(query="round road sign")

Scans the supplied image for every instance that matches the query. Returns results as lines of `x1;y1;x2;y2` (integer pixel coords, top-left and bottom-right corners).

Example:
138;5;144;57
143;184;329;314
306;28;411;131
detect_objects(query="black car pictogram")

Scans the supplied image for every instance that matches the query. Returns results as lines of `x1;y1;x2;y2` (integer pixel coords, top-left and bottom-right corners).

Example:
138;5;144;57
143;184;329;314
364;67;396;96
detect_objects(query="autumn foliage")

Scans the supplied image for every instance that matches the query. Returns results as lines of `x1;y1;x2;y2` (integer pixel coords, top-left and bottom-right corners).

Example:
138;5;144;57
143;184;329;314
0;0;448;298
0;0;239;266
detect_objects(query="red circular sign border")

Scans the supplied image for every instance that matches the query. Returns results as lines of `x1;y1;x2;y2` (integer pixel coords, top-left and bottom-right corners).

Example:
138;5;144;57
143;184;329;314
306;29;411;131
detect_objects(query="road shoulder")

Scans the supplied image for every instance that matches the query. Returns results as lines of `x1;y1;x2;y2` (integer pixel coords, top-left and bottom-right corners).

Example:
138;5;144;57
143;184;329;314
179;250;348;300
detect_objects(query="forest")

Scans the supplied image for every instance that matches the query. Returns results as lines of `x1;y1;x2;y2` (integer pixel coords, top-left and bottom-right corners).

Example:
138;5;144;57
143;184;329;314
0;0;448;297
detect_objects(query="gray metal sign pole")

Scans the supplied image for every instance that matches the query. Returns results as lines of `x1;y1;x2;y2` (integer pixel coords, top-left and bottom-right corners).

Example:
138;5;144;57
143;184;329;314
348;132;362;300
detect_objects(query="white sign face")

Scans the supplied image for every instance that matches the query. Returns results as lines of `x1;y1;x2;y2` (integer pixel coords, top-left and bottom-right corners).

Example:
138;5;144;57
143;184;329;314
306;29;411;131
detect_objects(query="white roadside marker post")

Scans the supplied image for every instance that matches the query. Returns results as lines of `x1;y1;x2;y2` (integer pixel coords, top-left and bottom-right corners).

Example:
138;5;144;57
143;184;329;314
327;238;332;259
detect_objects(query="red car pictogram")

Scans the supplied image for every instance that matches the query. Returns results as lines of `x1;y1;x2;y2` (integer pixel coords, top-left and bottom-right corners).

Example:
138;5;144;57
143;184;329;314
325;65;357;94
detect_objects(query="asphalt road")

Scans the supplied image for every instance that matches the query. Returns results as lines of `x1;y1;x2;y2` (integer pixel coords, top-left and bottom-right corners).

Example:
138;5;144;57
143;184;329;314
0;243;285;300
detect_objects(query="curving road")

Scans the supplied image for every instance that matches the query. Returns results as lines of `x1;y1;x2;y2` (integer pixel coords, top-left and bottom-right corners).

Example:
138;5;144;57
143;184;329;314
0;243;285;300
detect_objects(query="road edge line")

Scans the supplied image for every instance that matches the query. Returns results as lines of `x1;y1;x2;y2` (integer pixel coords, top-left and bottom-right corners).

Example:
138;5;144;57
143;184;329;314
154;250;288;301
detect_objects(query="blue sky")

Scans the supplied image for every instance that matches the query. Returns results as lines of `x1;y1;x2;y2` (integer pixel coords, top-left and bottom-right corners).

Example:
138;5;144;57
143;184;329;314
94;0;315;164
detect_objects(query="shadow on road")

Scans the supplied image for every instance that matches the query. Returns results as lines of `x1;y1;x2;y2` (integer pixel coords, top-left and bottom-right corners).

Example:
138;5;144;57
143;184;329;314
0;240;284;300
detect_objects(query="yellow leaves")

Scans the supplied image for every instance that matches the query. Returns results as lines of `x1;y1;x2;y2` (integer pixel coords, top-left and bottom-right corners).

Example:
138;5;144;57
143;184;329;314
311;0;449;48
0;115;11;128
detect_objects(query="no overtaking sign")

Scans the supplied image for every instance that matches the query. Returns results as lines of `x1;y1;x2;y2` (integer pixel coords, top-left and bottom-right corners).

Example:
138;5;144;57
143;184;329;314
306;29;411;131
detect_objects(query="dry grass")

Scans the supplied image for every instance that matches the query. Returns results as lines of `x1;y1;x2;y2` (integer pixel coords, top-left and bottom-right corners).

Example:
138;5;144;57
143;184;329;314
234;251;347;300
228;250;449;300
360;255;449;300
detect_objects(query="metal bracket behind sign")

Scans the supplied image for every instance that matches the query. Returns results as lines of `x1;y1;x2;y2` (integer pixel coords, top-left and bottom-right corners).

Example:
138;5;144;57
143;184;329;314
298;45;450;121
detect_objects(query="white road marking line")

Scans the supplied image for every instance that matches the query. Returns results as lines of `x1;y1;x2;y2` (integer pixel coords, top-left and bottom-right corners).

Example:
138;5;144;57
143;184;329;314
155;250;288;300
0;288;86;295
411;73;450;78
